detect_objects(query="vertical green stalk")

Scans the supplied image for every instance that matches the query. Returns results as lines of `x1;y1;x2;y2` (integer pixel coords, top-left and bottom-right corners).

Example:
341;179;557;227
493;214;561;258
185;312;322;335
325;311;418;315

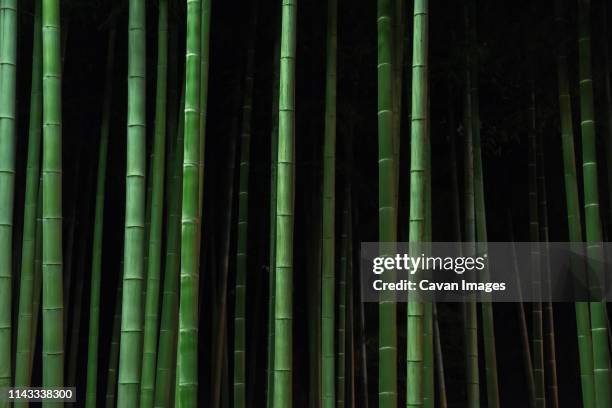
554;1;594;405
177;0;202;404
337;194;349;408
273;0;296;405
407;1;428;407
463;6;479;406
469;1;499;405
85;25;115;408
577;0;612;405
154;43;183;408
267;30;280;408
233;6;257;406
117;0;146;405
140;1;168;405
391;0;404;214
31;185;43;375
0;0;17;397
528;86;545;408
105;277;123;408
321;0;337;406
423;63;433;408
377;0;397;406
41;0;65;404
15;0;42;394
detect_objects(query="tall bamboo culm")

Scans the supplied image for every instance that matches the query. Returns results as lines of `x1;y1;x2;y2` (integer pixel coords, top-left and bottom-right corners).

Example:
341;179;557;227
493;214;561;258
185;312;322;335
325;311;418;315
233;4;257;406
463;5;479;406
154;28;183;408
407;1;428;407
0;0;17;399
321;0;337;406
468;1;500;405
377;0;398;406
266;28;280;408
577;0;612;405
41;0;65;405
554;1;595;405
528;85;545;408
273;0;297;405
85;25;116;408
140;1;168;405
117;0;146;405
177;0;202;404
14;0;42;396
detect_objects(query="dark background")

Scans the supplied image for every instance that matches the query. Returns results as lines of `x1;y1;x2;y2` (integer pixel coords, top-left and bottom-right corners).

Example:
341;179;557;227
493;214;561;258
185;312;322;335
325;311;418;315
11;0;612;406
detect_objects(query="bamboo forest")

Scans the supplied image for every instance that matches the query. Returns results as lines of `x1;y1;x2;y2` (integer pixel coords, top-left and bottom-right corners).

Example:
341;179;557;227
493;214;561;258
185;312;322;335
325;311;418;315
6;0;612;406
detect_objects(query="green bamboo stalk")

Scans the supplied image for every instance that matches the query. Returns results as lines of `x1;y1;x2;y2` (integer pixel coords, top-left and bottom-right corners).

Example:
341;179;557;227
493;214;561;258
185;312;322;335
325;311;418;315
577;0;612;405
554;1;595;405
377;0;398;405
468;2;499;405
267;29;280;408
528;85;545;408
535;134;559;408
233;6;257;406
85;24;115;408
41;0;65;404
463;5;479;406
391;0;404;215
31;186;43;375
321;0;337;406
117;0;147;404
354;202;369;408
337;194;349;408
14;0;42;394
422;41;433;408
154;34;183;406
272;0;296;404
105;277;123;408
0;0;17;396
140;2;168;405
407;1;428;407
177;0;202;403
345;185;355;408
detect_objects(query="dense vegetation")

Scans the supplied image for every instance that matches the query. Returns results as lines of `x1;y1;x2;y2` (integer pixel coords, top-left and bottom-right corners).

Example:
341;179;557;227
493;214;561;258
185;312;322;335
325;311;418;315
2;0;612;406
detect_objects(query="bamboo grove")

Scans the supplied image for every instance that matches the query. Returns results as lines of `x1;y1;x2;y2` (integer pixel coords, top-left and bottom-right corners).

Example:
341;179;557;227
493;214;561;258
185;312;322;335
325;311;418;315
3;0;612;406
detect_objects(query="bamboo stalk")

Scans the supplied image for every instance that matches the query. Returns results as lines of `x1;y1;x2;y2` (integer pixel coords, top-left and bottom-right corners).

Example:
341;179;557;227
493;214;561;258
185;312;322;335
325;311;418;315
377;0;398;405
272;0;297;404
577;0;612;404
85;25;115;408
117;0;147;404
14;0;42;394
321;0;337;406
177;0;202;403
233;5;258;406
41;0;65;403
554;1;595;405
